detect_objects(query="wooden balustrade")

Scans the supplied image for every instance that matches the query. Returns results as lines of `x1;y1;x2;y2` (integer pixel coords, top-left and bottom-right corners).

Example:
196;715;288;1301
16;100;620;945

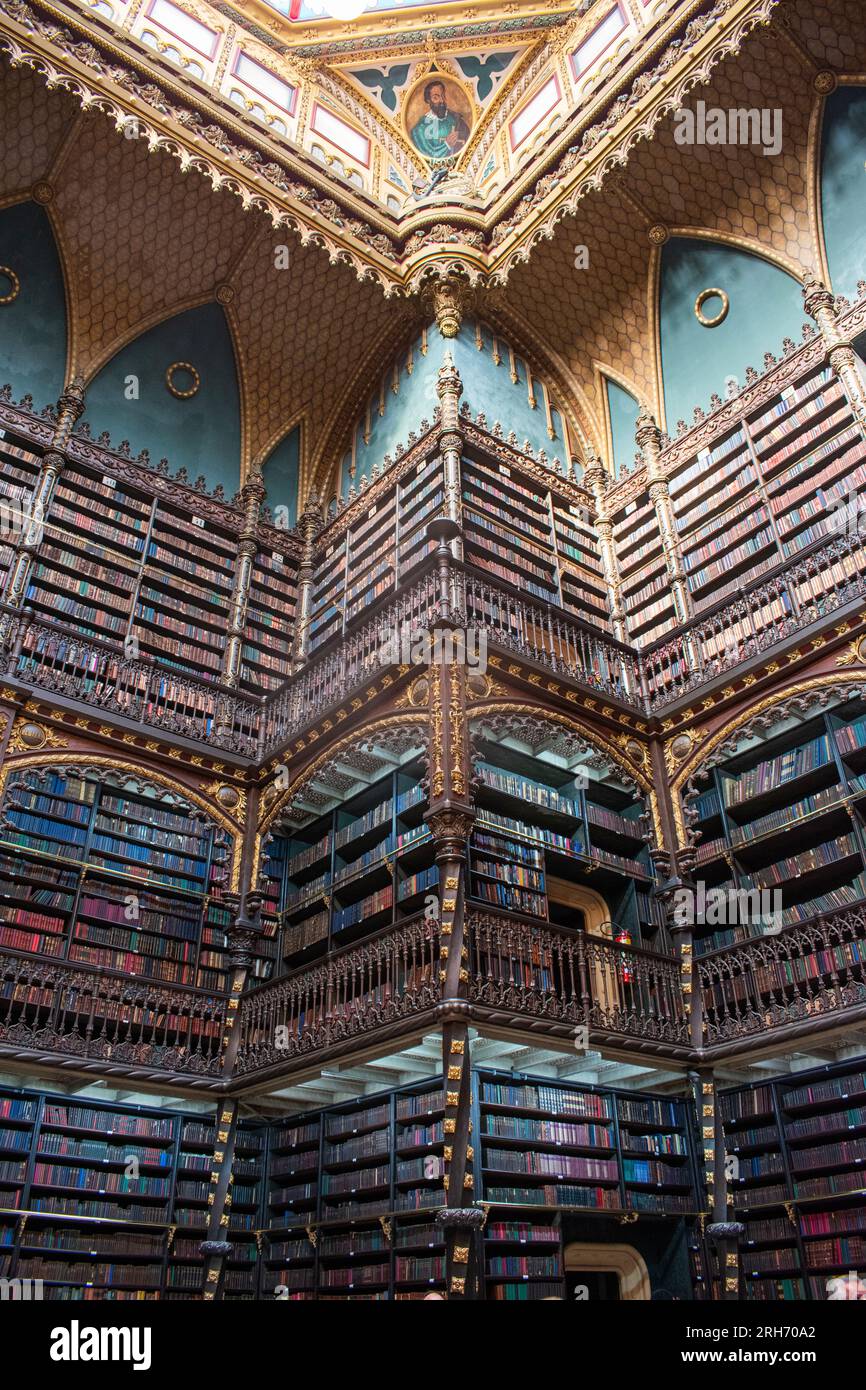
3;533;866;748
0;949;227;1076
3;605;260;755
698;905;866;1045
234;916;441;1075
466;910;688;1045
643;529;866;709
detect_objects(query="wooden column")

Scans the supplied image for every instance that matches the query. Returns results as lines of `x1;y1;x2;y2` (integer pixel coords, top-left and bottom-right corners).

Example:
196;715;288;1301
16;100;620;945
2;376;85;605
583;450;631;647
200;1099;242;1301
424;521;481;1296
635;404;692;627
691;1069;743;1301
435;350;464;562
199;786;264;1297
222;468;265;688
290;491;324;671
802;271;866;439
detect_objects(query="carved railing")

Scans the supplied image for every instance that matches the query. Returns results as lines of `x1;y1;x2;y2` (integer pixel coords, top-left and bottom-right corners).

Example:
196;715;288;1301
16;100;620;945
0;606;260;756
643;528;866;709
0;949;227;1076
698;906;866;1046
234;916;441;1075
456;567;644;707
4;531;866;752
260;570;440;754
467;911;689;1045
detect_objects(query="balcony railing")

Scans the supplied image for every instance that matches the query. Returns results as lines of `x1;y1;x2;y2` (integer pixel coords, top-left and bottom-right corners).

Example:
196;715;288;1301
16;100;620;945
2;528;865;753
644;527;866;710
234;916;441;1076
260;570;440;754
698;905;866;1046
2;904;866;1080
0;605;261;756
467;910;689;1046
456;568;643;706
0;949;227;1077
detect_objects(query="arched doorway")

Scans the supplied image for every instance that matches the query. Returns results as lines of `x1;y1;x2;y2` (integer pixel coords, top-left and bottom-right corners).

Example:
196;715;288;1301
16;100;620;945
563;1242;651;1301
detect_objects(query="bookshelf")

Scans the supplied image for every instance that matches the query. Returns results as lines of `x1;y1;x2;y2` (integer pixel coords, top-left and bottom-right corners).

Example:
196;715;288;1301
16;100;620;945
609;350;866;650
306;444;609;659
686;700;866;956
0;428;42;595
260;757;435;968
0;1085;229;1300
469;734;657;945
242;532;298;693
474;1068;700;1298
0;424;300;695
461;454;609;630
720;1057;866;1301
0;767;271;988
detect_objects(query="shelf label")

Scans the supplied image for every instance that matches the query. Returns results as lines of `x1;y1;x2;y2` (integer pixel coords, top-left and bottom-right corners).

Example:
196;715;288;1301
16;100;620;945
102;476;117;488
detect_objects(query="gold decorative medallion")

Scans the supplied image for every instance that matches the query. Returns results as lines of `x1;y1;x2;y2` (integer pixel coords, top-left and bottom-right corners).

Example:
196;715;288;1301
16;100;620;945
165;361;201;399
694;287;729;328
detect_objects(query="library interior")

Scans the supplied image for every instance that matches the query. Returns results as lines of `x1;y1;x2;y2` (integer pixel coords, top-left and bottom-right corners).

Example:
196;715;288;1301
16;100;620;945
0;0;865;1305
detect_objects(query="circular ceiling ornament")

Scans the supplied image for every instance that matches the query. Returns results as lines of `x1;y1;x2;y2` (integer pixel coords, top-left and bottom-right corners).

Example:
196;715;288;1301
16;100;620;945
0;267;20;306
165;361;200;399
216;283;235;306
31;182;54;205
694;287;729;328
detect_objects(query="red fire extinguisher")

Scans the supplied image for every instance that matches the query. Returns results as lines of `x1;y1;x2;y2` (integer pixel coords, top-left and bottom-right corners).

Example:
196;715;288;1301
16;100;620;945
615;928;633;984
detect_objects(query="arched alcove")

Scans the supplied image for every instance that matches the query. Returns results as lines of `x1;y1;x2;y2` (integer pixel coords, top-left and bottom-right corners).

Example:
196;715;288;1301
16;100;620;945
0;201;67;406
83;303;241;495
658;237;803;429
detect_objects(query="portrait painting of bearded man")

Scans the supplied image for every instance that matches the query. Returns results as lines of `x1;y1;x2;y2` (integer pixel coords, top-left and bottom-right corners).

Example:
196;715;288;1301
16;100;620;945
406;76;472;161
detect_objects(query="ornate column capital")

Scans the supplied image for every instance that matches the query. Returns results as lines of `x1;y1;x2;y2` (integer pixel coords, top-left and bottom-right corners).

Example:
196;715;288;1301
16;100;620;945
801;270;837;327
222;889;266;969
582;452;609;499
635;401;663;458
53;375;86;449
426;274;473;338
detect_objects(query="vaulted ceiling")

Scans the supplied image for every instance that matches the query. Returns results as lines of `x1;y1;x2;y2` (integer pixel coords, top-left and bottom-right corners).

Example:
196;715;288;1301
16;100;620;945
0;0;863;498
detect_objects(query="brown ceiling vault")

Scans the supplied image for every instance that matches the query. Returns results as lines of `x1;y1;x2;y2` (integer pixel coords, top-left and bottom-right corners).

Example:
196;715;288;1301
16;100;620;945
0;0;863;499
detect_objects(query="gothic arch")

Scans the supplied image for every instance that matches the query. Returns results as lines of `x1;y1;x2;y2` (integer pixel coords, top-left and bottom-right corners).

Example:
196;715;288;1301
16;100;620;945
0;750;244;890
467;701;662;847
255;712;429;881
670;672;866;849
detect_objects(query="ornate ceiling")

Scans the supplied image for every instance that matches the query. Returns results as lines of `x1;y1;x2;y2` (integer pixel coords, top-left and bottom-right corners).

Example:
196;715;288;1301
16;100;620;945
0;0;862;495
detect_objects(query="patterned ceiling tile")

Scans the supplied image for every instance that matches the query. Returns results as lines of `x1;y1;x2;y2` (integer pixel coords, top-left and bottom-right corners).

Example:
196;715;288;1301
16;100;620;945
227;227;403;479
621;24;820;276
53;114;253;378
504;181;656;432
784;0;866;68
0;62;77;200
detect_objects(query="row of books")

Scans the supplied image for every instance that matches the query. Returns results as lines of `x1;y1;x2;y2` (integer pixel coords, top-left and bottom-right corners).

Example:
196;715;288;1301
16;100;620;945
723;735;831;806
